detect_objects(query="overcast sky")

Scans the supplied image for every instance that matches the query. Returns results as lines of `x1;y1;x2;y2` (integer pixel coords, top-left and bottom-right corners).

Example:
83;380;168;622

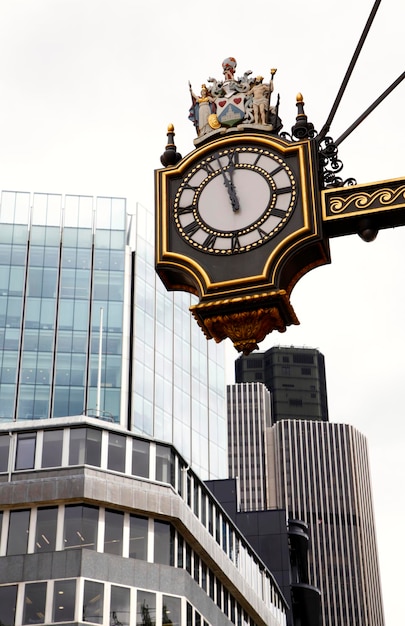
0;0;403;622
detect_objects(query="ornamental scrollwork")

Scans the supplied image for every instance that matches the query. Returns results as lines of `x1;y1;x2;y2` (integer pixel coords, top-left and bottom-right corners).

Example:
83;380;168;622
330;185;405;214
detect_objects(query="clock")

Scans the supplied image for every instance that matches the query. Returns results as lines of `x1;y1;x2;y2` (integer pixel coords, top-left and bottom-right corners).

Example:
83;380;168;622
156;131;328;353
173;146;297;254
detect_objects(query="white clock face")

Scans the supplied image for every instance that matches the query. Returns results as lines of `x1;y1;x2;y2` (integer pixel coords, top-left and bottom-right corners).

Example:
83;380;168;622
173;146;298;254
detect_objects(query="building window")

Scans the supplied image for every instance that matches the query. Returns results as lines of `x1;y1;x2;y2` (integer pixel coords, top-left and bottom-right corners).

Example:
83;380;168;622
35;507;58;553
41;429;63;468
69;428;101;467
155;444;174;486
15;432;36;470
53;579;76;622
64;505;98;551
7;509;30;555
0;585;18;626
289;399;303;407
22;581;47;625
108;433;126;473
129;515;148;560
154;520;174;566
110;586;130;626
132;438;150;478
0;435;10;472
137;590;156;626
83;580;103;624
104;509;124;556
301;367;311;375
163;595;181;626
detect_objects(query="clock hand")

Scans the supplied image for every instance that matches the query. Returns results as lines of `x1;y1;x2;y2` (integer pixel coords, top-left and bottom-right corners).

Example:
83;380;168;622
216;157;240;212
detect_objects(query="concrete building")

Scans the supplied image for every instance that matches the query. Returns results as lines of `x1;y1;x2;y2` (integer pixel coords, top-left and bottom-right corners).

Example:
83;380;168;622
0;417;288;626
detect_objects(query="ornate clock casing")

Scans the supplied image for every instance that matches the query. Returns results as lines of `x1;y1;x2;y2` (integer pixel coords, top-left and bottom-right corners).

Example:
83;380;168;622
156;132;330;353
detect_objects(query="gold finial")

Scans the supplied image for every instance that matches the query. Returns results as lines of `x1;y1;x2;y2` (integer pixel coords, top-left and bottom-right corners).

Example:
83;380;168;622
167;123;174;132
270;68;277;75
296;93;304;103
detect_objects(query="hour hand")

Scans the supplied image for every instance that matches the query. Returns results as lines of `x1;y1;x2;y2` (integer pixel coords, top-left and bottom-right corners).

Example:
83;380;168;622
217;159;240;211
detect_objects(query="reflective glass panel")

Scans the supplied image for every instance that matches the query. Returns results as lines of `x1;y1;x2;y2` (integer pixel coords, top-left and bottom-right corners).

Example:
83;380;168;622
7;509;30;555
162;595;181;626
132;439;149;478
129;515;148;560
0;585;17;625
108;433;126;472
22;582;46;625
154;520;174;566
110;586;130;626
53;579;76;622
41;430;63;467
35;507;58;553
136;591;156;626
0;434;9;472
104;509;123;556
64;505;98;550
69;428;101;466
155;445;174;486
83;580;104;624
15;432;36;470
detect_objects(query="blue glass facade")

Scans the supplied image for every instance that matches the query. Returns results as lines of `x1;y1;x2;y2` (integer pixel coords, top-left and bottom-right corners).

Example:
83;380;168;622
0;191;226;478
0;191;128;422
132;202;226;479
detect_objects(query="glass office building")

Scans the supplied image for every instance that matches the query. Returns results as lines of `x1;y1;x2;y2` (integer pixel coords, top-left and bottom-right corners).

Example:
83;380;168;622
0;191;130;423
0;191;226;479
132;201;226;479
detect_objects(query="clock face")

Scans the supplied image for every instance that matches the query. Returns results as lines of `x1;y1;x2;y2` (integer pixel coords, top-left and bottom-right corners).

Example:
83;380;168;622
173;146;298;254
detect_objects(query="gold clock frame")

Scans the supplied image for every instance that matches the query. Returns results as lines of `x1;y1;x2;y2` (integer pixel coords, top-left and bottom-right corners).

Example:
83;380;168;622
155;132;330;353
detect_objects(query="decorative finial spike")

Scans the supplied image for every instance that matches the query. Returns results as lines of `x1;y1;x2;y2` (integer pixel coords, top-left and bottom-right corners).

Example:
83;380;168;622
160;124;182;167
291;93;314;140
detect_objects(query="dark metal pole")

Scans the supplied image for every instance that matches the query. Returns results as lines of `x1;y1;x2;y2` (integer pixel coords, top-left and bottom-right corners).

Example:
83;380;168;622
317;0;382;141
335;71;405;146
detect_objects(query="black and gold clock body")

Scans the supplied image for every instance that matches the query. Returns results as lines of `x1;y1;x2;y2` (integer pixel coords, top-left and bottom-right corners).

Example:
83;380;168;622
156;133;328;294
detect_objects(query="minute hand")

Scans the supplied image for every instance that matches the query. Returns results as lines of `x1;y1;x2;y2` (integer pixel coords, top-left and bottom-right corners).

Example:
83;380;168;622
218;162;240;212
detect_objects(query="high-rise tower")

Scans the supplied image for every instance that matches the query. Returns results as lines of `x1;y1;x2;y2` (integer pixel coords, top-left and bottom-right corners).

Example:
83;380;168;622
228;346;385;626
235;346;328;423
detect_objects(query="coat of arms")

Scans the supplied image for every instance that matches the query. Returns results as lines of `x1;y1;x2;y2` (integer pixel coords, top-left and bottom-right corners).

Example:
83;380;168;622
188;57;281;138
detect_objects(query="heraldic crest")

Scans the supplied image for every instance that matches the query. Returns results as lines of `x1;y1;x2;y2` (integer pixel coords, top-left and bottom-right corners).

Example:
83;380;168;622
188;57;281;139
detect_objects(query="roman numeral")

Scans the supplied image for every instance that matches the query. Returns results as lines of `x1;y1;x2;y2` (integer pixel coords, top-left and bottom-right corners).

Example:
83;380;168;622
177;205;194;215
203;233;217;249
253;152;262;166
269;165;284;176
277;186;292;195
272;207;288;218
231;235;241;251
200;160;217;174
257;227;268;239
227;150;239;165
183;221;200;237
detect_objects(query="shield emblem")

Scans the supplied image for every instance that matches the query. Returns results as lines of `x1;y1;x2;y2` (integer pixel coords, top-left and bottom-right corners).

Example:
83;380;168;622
215;94;245;127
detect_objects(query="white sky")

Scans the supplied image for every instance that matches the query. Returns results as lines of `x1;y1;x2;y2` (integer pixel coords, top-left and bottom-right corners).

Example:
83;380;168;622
0;0;403;622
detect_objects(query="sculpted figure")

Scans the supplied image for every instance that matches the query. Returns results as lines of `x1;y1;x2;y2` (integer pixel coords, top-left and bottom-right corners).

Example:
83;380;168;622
246;76;273;125
189;84;216;136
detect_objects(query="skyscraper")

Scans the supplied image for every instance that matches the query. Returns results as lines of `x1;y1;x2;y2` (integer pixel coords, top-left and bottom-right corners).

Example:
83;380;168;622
235;346;328;423
270;419;384;626
228;347;385;626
